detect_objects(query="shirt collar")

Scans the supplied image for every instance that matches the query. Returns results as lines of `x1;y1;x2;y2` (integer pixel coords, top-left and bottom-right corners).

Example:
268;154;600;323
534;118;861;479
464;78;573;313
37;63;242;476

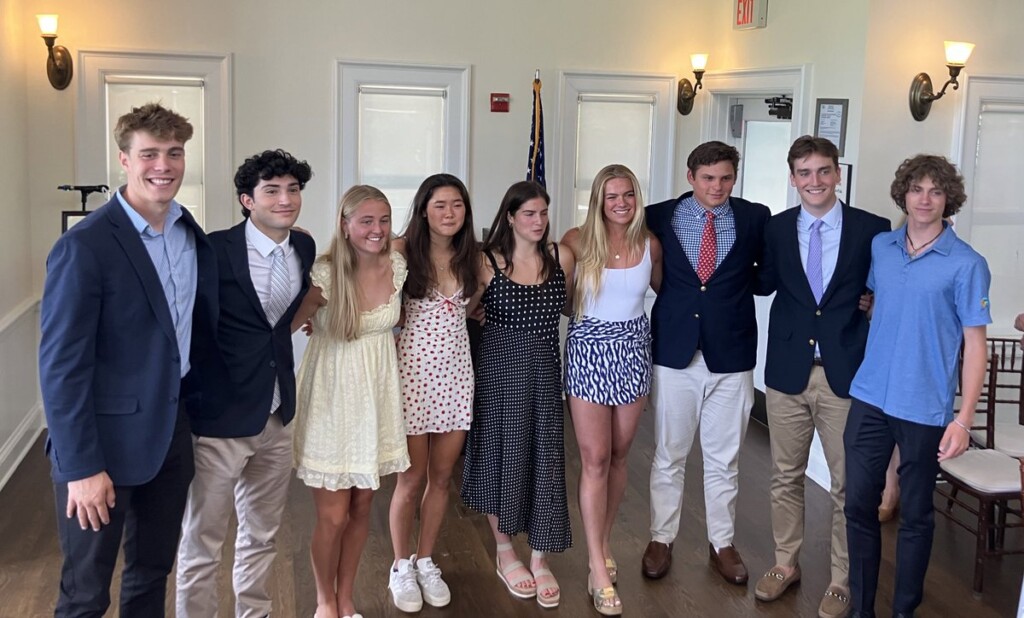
798;201;843;231
679;194;732;219
892;221;956;256
245;217;291;258
116;186;183;236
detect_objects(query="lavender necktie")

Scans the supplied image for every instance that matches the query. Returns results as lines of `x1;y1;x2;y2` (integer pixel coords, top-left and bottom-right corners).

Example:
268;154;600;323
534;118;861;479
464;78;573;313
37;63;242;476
806;219;823;304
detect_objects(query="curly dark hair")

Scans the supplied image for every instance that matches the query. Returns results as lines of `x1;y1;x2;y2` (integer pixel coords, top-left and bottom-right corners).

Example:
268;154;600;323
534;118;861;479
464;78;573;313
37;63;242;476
890;154;966;218
233;150;313;218
686;140;740;175
403;174;480;299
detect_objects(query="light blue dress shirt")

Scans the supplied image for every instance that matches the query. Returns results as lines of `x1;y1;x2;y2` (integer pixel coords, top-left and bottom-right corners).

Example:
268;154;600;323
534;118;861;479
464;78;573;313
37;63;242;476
116;189;197;377
797;201;843;294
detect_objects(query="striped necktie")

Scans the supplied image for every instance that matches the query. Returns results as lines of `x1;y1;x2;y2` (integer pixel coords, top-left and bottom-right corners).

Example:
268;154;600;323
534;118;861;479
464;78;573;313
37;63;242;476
265;245;290;413
806;219;824;304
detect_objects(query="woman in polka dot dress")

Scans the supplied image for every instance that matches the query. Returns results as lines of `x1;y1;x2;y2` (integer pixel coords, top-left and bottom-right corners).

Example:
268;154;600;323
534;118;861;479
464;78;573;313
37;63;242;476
386;174;480;612
461;180;576;609
561;165;663;616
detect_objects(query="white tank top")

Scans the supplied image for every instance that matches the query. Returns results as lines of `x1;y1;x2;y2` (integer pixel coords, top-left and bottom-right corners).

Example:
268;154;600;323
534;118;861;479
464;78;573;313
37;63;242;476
580;239;651;322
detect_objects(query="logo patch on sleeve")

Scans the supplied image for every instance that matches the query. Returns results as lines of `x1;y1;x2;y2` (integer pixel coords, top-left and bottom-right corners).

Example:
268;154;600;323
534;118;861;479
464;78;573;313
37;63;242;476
981;297;990;309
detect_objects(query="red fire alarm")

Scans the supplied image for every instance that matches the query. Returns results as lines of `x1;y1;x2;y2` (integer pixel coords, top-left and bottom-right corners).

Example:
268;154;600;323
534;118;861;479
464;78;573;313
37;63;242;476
490;93;510;113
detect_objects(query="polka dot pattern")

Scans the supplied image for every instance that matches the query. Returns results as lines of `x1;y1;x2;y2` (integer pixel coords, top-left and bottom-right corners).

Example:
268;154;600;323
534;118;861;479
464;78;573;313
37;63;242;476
460;249;572;553
397;289;474;434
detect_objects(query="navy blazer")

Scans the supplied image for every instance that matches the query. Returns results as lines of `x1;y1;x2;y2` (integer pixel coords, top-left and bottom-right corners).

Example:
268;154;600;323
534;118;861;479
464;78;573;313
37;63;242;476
758;203;890;397
184;222;315;438
39;196;217;485
647;191;771;373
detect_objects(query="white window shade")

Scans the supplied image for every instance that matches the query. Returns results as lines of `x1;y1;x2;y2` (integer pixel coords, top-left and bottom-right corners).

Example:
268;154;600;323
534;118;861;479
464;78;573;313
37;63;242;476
574;95;654;226
358;87;445;233
106;79;206;226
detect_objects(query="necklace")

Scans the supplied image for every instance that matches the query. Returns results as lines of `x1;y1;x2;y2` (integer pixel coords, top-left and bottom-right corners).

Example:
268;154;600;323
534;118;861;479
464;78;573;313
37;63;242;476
905;228;943;257
609;238;627;261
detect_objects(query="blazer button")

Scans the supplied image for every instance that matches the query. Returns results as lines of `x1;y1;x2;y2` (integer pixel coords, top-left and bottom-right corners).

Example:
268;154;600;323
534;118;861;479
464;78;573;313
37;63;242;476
694;313;700;319
700;285;707;292
269;360;277;368
169;396;178;404
809;339;816;346
172;355;180;363
815;310;822;316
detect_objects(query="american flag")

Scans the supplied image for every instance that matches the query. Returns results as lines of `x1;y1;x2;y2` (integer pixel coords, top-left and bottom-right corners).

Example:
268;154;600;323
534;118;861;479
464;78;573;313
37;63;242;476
527;75;546;187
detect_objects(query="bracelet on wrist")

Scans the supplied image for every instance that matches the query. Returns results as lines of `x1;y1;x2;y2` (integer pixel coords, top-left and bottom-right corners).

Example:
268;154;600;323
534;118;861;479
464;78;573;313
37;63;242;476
952;419;971;434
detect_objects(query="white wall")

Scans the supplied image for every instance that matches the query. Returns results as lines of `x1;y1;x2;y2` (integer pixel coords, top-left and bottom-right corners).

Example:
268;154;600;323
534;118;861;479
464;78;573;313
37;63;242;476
857;0;1024;218
0;0;44;488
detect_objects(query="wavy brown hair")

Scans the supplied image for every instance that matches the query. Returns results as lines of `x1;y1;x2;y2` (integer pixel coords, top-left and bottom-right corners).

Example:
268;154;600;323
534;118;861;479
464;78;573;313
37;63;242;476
890;154;966;218
483;181;556;280
403;174;479;298
114;102;194;152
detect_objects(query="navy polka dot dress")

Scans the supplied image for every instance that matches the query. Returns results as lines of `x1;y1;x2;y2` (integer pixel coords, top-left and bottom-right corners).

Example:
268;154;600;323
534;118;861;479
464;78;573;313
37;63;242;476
460;247;572;552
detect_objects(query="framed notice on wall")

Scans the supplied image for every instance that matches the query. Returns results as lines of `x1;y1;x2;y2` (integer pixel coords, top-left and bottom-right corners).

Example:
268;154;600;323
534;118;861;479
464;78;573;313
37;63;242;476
814;99;849;157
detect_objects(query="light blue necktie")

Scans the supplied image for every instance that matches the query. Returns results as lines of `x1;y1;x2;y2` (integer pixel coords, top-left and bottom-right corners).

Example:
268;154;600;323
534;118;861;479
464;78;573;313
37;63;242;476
806;219;824;305
265;246;290;413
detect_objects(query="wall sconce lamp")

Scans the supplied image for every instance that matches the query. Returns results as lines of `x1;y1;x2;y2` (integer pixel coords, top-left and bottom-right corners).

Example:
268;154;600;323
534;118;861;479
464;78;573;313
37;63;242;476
36;14;73;90
909;41;974;121
677;53;709;115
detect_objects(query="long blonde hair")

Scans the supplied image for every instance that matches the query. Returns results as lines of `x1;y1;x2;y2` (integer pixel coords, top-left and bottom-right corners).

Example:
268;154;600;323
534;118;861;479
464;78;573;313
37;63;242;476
321;185;392;341
572;164;648;318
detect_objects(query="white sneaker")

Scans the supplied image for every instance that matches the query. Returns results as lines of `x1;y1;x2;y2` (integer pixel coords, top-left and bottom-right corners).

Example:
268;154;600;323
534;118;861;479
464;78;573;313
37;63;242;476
388;558;423;613
414;554;452;607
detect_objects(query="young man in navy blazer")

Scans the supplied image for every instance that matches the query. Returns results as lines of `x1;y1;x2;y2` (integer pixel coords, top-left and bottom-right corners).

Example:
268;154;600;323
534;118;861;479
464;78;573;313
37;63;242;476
39;103;216;617
176;150;317;618
642;141;770;585
753;136;890;618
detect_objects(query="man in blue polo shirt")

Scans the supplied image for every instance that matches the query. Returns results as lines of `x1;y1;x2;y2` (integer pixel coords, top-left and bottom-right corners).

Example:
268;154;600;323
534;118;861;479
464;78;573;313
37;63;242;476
844;154;991;618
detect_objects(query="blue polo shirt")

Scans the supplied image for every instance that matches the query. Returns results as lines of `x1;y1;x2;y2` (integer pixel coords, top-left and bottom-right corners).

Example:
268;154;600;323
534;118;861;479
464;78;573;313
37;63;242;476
849;223;991;427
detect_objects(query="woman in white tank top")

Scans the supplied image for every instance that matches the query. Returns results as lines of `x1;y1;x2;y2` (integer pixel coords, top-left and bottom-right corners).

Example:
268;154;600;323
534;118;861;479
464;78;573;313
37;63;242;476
560;165;663;615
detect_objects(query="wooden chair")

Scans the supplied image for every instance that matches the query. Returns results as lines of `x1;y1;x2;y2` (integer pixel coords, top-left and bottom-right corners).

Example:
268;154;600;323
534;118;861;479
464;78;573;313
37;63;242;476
935;351;1024;594
970;338;1024;457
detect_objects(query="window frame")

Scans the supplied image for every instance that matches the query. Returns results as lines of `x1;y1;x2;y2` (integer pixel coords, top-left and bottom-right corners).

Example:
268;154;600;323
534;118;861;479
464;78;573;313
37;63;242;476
76;50;233;231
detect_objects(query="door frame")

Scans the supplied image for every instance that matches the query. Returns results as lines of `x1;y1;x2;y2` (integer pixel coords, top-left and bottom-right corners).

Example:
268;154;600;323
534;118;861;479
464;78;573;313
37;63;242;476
699;65;811;209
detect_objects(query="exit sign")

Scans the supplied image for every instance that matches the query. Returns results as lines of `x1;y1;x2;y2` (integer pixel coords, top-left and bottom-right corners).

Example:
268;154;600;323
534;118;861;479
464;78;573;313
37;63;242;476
734;0;768;30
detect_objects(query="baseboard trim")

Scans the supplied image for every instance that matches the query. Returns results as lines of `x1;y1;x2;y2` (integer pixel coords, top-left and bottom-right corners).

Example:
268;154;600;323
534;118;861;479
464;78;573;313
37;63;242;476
0;401;45;491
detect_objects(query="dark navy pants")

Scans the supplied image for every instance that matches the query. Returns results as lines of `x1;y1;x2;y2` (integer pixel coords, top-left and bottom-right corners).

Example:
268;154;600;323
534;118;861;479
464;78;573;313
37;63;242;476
844;398;945;617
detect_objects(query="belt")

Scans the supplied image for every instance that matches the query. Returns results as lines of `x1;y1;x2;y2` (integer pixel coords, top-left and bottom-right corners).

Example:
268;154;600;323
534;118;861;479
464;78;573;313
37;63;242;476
811;357;824;366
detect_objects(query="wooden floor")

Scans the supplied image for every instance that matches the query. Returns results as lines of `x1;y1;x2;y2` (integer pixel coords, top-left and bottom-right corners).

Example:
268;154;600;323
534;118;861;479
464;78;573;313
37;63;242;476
1;413;1021;618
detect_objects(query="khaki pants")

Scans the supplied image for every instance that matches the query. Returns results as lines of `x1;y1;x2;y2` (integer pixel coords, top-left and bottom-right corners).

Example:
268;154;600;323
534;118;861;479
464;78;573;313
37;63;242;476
176;414;293;618
766;366;849;587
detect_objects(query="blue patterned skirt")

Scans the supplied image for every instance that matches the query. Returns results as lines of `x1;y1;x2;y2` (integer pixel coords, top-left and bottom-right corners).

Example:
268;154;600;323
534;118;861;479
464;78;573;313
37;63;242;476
564;314;652;406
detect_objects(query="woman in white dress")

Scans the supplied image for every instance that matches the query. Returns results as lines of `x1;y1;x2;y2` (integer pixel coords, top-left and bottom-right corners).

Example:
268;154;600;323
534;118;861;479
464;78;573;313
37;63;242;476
292;185;410;618
386;174;480;612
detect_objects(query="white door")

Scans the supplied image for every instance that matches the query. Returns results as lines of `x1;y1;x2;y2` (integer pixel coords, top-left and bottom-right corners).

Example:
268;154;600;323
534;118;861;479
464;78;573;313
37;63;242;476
954;75;1024;338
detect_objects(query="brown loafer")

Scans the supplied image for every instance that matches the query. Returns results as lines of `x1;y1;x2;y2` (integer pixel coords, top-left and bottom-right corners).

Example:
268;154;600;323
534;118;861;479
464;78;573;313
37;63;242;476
708;544;748;585
754;565;801;601
818;584;850;618
641;541;673;579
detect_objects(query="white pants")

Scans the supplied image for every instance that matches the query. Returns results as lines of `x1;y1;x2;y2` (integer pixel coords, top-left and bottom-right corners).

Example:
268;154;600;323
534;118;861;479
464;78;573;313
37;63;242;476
176;414;293;618
648;352;754;548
